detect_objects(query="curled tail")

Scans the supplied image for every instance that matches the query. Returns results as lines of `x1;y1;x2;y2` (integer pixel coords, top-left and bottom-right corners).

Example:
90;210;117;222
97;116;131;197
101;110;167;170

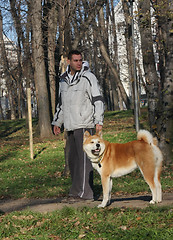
137;129;163;164
137;129;157;146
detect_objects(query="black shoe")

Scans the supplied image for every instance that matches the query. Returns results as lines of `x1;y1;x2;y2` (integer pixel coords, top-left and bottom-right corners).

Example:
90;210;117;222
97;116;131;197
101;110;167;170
83;198;94;203
61;196;82;204
61;196;94;204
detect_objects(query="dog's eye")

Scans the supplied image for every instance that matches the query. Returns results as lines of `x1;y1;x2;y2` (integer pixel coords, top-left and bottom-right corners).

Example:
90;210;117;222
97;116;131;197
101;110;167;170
91;141;94;144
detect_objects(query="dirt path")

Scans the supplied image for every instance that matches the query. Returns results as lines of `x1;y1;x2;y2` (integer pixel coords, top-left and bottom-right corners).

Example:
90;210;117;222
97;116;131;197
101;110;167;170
0;193;173;214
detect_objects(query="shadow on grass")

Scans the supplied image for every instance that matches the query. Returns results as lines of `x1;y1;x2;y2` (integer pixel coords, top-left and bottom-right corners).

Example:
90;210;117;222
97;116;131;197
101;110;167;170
0;119;26;138
0;145;22;162
0;118;38;139
111;195;152;204
34;147;47;159
0;126;24;138
104;110;133;119
0;198;62;214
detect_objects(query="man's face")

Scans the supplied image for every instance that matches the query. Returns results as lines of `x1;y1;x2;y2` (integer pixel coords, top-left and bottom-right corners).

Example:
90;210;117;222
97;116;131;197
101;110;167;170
69;54;82;75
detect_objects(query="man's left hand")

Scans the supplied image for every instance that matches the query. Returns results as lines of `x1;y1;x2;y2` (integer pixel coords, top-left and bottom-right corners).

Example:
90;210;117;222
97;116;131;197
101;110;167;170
96;124;102;133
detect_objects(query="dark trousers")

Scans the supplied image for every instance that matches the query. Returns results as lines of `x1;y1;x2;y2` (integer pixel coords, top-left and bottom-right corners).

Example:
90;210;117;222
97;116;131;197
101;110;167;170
67;128;94;199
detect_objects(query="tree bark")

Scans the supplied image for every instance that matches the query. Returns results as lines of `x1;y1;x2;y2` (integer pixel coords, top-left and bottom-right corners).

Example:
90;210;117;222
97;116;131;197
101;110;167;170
138;0;159;131
31;0;52;138
10;0;25;119
0;10;16;120
96;31;131;109
122;0;134;109
48;0;58;115
72;0;108;49
156;0;173;163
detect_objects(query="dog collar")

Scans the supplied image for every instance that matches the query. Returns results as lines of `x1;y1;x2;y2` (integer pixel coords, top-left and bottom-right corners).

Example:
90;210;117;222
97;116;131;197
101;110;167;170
92;151;105;168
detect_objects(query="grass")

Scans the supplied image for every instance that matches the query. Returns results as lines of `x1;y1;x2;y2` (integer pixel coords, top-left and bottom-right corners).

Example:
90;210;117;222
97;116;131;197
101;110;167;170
0;206;173;239
0;109;173;239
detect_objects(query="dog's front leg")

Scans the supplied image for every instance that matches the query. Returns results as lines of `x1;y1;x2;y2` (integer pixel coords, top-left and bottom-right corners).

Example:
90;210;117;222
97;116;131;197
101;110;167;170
109;178;112;202
98;175;111;208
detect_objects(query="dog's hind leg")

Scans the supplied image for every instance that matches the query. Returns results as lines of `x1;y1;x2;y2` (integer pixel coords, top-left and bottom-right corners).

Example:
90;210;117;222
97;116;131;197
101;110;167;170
154;165;162;203
138;165;157;204
98;175;111;208
152;144;163;202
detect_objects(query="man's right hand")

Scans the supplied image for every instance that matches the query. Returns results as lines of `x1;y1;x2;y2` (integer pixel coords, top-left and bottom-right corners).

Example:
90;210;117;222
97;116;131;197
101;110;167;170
53;125;61;135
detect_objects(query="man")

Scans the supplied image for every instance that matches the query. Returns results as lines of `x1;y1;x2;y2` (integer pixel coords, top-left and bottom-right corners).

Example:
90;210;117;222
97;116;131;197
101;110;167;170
52;50;104;202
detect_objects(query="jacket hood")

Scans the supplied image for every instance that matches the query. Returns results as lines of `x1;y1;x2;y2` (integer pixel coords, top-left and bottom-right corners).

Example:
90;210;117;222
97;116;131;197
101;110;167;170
61;61;90;85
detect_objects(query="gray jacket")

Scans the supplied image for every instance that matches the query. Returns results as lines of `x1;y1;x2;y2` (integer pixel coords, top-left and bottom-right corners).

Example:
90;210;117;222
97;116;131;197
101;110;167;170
52;62;104;131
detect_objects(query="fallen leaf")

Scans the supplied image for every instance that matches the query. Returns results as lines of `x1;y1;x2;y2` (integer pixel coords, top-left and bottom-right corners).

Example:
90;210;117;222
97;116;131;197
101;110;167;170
119;225;127;230
74;220;80;226
78;234;86;239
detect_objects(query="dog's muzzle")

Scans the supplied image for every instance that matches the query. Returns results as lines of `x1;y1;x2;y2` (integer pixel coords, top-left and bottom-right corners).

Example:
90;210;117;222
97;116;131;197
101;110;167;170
91;143;101;156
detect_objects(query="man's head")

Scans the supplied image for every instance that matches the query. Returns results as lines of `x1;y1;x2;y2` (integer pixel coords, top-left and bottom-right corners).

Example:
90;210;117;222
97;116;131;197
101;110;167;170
68;50;83;75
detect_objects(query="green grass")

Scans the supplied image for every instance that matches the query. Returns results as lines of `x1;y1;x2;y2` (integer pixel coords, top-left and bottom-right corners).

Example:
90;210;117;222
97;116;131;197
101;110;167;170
0;206;172;239
0;109;173;239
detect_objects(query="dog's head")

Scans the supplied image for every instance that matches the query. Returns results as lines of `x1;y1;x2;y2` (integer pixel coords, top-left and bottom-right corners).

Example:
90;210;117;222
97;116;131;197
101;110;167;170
83;130;105;160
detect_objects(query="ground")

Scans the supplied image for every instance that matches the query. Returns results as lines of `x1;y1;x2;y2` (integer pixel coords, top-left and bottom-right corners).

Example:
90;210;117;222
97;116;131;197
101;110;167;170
0;193;173;214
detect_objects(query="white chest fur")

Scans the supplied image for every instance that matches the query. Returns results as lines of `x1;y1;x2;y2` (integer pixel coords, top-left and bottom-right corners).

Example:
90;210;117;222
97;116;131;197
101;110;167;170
92;162;102;175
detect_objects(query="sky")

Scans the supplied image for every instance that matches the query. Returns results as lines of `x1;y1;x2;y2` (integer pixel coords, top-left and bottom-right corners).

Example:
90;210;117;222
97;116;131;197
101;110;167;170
0;0;17;43
0;0;120;43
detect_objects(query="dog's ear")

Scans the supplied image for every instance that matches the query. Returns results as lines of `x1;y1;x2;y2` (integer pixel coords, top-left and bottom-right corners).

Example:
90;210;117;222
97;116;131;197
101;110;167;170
97;130;103;138
83;131;90;142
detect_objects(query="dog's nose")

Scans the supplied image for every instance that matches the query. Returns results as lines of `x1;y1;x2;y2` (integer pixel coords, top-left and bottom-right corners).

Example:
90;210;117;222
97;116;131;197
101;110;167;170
96;143;100;148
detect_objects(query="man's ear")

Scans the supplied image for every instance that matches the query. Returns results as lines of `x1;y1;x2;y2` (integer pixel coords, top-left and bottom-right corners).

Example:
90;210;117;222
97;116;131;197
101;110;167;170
83;131;91;142
97;130;103;138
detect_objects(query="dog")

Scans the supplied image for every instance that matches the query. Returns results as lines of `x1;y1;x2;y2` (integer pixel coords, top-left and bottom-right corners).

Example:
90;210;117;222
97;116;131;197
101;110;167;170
83;130;163;208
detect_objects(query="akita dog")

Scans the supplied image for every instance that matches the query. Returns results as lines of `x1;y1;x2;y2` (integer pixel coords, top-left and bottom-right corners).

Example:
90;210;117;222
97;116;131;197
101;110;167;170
83;130;163;208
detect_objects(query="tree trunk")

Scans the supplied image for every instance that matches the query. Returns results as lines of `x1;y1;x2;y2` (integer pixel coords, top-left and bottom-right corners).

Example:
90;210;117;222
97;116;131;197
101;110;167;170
138;0;159;131
0;10;16;120
96;6;130;110
122;0;134;109
10;0;25;119
16;40;22;119
48;0;58;116
156;0;173;163
0;100;4;120
72;0;107;49
31;0;52;138
97;32;131;109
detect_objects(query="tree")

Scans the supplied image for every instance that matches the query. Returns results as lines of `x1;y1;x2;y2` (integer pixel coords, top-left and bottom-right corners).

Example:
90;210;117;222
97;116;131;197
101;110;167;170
138;0;159;128
154;0;173;163
138;0;173;163
0;9;16;120
96;6;131;109
10;0;24;119
31;0;52;138
122;0;136;110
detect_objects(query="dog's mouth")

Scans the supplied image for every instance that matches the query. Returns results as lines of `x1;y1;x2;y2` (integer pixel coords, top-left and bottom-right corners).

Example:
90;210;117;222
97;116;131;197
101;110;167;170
91;147;101;156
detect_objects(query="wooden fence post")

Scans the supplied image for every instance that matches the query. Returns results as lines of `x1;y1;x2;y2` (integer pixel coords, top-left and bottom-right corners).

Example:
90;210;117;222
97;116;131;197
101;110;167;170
27;87;34;159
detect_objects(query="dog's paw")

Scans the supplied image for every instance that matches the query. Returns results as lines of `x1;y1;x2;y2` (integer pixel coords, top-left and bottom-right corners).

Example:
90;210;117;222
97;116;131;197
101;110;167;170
150;199;162;204
97;203;106;208
97;200;110;208
150;200;156;204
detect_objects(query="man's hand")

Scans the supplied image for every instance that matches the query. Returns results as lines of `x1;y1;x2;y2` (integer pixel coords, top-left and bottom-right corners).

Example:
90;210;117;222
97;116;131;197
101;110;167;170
53;125;61;135
96;124;102;133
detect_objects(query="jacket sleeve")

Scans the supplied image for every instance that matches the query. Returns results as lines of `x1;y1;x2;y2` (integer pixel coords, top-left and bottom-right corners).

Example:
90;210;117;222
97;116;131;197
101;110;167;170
87;72;104;125
51;88;64;127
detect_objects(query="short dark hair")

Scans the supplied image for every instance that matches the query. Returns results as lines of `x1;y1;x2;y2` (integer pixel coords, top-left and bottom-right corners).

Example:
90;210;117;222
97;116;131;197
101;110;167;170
68;50;82;60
